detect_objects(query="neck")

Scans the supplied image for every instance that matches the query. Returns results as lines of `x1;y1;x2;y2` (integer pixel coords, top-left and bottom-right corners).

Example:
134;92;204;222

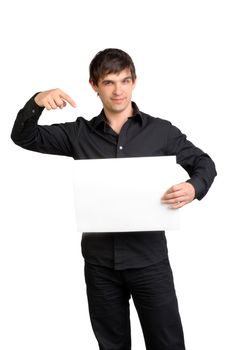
104;103;134;131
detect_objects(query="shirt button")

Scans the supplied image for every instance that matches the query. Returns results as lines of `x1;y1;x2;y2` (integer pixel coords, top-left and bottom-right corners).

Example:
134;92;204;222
119;146;123;150
32;109;35;114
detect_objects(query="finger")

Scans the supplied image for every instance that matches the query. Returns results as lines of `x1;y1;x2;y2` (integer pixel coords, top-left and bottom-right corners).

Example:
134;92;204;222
59;92;77;108
161;185;182;199
162;190;183;200
60;101;67;109
47;98;58;110
44;102;52;110
162;195;185;204
164;184;182;194
54;96;67;109
168;201;186;209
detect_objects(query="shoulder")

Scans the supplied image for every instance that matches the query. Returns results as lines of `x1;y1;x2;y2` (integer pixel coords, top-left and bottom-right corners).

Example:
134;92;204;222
75;115;100;128
53;116;92;133
140;111;172;128
139;111;185;139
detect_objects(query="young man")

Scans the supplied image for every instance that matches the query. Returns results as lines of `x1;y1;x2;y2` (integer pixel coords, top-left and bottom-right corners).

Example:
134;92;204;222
11;48;217;350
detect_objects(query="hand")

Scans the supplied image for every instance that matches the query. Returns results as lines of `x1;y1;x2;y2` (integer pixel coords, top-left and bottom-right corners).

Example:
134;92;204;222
34;88;77;110
161;182;195;209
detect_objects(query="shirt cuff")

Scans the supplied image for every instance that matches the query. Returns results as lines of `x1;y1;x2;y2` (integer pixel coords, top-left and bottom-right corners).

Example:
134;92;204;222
21;92;44;123
186;177;206;200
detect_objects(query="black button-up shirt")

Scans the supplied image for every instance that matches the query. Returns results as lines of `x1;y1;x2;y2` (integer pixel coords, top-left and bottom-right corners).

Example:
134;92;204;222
11;94;217;270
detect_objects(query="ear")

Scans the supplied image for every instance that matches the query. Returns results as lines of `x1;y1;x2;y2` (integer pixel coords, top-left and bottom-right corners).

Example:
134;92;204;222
89;80;98;93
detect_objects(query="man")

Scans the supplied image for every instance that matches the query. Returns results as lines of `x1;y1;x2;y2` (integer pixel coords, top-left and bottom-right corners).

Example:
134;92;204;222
11;48;217;350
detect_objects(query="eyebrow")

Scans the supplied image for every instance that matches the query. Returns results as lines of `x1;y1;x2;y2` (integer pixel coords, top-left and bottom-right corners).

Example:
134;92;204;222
101;76;133;84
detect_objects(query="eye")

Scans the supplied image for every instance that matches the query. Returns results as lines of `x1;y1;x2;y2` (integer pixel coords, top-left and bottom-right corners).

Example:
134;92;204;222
122;78;131;84
103;81;113;86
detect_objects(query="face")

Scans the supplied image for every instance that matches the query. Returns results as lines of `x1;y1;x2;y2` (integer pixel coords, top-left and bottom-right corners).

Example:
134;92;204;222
90;68;136;115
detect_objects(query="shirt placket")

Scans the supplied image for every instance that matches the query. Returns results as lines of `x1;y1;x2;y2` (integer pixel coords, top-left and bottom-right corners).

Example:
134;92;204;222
114;121;130;269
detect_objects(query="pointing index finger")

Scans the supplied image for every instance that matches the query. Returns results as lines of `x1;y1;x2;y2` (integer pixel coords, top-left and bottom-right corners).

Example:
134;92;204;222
59;91;77;108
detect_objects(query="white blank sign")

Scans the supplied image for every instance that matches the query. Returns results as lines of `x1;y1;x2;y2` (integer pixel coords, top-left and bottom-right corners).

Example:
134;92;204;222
72;156;183;232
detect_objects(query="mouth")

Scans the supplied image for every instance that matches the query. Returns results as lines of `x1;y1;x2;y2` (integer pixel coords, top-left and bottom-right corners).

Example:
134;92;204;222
111;98;126;104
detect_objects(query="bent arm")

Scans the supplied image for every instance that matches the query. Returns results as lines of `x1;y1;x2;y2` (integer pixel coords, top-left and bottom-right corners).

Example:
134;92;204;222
11;92;77;157
166;123;217;200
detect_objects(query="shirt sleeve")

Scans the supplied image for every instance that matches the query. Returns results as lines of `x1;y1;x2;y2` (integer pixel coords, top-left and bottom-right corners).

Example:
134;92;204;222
166;122;217;200
11;93;76;157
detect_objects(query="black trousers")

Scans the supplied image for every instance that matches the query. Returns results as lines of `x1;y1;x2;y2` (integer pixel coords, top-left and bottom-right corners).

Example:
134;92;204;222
84;258;186;350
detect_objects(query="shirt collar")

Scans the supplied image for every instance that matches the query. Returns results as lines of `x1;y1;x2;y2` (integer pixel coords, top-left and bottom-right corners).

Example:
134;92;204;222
93;102;144;129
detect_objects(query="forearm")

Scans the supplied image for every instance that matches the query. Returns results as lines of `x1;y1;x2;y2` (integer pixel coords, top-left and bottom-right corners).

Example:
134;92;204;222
167;123;217;200
185;154;217;200
11;93;44;150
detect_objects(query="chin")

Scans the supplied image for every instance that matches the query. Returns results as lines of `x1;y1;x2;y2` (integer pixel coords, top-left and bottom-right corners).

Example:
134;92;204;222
112;101;129;111
111;105;127;113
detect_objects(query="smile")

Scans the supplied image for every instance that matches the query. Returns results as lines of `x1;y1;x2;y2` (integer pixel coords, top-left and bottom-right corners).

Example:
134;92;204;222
111;98;126;103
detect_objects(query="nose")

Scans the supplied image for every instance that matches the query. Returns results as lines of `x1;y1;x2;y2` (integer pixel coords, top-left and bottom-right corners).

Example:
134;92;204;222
113;83;122;96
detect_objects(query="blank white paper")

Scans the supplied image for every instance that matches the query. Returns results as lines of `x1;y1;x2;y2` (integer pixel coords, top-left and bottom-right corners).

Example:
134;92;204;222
72;156;184;232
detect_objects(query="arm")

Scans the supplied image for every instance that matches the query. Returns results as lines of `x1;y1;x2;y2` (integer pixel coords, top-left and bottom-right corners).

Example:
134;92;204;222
11;89;77;157
161;123;217;208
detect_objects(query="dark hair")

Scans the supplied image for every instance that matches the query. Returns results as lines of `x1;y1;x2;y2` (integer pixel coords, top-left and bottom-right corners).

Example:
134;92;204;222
89;48;136;86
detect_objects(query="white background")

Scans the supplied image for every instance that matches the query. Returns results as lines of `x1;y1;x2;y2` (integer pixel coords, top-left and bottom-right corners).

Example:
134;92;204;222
0;0;232;349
